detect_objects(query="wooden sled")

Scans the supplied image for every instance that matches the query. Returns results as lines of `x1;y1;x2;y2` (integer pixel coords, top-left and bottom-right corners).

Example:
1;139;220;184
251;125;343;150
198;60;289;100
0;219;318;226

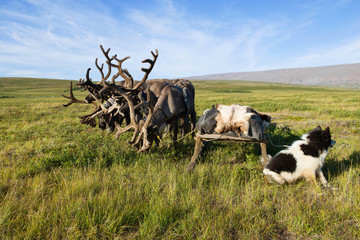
187;133;268;172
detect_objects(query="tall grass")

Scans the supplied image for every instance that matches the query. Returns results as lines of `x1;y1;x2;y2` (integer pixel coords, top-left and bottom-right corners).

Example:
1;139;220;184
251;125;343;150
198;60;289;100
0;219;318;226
1;77;359;239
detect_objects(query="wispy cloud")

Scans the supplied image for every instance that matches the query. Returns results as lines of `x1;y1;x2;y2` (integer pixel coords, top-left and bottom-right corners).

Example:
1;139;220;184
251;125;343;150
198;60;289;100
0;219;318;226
123;2;290;76
1;0;359;80
0;0;291;80
289;36;360;68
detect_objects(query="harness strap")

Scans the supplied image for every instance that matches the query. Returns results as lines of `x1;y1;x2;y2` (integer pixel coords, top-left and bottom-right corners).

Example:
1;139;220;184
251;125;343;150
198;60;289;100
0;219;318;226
264;129;291;148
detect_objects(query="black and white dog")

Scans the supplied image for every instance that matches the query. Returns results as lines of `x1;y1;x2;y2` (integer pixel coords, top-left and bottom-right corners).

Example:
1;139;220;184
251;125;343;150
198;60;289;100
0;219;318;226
263;126;336;187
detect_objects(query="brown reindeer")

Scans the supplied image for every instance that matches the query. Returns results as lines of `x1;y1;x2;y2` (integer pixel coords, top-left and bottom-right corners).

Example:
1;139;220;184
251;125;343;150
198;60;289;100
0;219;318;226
62;45;196;152
136;81;195;152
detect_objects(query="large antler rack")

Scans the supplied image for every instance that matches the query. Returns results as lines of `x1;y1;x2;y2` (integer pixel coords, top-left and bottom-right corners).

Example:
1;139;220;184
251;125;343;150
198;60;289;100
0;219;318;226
62;46;160;150
109;49;159;91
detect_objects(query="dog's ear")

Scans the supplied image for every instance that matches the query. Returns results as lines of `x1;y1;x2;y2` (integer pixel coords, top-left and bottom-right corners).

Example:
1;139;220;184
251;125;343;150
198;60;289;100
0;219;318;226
315;125;322;131
323;127;330;134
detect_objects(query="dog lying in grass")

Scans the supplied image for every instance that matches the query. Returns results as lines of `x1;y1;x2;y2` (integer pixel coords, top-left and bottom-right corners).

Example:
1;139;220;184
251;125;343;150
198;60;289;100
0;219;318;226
263;126;336;188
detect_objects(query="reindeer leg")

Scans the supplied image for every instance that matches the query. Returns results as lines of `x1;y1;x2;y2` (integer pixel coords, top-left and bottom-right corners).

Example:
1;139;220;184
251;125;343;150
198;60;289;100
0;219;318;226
117;115;124;127
172;118;179;148
182;115;190;137
191;111;196;137
154;135;160;146
125;113;130;126
179;118;185;137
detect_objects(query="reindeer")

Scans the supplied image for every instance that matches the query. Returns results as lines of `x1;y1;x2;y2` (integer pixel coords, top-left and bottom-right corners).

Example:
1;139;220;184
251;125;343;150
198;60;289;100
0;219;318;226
62;45;196;152
174;79;196;136
113;78;195;138
86;78;186;133
80;45;166;132
62;46;159;135
95;79;195;151
134;81;195;152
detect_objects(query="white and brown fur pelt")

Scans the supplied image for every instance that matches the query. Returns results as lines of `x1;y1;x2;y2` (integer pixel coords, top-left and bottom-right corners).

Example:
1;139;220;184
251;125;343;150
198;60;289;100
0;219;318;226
214;104;271;136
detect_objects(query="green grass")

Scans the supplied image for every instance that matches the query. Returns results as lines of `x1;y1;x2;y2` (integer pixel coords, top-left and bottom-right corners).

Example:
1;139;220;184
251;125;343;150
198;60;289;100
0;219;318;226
1;77;360;239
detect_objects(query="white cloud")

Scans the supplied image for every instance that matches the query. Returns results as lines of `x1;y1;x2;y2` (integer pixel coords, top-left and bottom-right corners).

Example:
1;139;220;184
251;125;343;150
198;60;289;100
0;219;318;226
6;0;358;80
120;2;289;76
287;36;360;68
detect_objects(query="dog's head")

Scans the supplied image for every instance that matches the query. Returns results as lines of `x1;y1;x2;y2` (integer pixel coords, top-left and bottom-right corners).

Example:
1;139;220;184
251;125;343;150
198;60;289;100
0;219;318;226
306;126;336;151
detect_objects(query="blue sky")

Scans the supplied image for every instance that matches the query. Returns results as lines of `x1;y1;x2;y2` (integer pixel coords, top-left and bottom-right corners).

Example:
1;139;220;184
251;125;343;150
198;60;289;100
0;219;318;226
1;0;360;80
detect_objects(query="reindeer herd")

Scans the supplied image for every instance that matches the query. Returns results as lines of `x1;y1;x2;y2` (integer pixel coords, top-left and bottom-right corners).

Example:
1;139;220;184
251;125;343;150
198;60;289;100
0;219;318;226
62;45;196;152
62;48;337;188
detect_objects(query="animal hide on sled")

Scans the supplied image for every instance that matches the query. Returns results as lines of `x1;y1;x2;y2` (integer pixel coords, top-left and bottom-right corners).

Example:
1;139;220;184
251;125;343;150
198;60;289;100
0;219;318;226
196;104;271;141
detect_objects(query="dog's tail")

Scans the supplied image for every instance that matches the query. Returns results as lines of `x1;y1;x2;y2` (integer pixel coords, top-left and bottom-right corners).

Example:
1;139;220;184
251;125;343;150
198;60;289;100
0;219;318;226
260;154;272;167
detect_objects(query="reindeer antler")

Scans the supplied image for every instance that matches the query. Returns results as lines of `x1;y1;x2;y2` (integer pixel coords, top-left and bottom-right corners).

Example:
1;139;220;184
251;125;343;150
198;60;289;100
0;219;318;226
133;49;158;91
109;49;159;91
78;106;102;127
96;45;117;86
76;68;99;90
62;81;89;107
99;83;140;138
135;88;155;152
110;55;134;87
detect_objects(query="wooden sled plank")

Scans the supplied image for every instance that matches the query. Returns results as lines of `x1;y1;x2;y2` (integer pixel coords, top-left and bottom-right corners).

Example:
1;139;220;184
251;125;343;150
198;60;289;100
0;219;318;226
187;133;267;172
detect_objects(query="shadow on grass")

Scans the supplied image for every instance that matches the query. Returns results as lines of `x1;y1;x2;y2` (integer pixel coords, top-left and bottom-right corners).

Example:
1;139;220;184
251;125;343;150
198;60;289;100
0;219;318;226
148;135;196;161
264;123;302;156
189;124;303;166
323;151;360;178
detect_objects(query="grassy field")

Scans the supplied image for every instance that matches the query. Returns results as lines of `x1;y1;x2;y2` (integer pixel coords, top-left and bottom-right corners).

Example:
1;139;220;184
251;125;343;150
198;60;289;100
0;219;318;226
1;77;360;239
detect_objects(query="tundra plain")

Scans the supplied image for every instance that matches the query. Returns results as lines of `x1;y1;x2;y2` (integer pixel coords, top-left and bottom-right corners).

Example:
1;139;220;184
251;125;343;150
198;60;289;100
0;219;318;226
0;78;359;239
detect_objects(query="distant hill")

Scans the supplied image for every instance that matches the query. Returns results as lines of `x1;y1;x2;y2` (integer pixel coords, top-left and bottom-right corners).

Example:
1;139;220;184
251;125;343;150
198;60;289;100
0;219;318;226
187;63;360;88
